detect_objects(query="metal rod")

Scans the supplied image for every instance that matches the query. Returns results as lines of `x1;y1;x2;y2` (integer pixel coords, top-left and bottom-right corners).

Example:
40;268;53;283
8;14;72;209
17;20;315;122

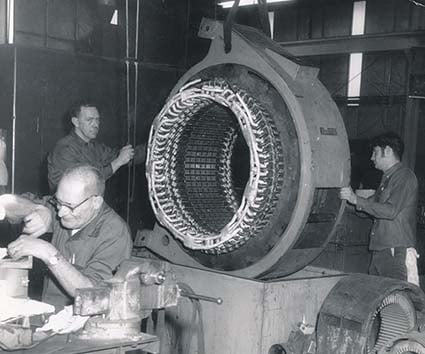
130;61;138;201
135;0;140;59
125;0;129;59
11;46;16;193
180;290;223;305
130;0;140;201
125;59;131;223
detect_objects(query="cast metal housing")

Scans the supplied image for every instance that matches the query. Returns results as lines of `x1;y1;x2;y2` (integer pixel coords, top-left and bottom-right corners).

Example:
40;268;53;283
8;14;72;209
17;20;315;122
145;18;350;278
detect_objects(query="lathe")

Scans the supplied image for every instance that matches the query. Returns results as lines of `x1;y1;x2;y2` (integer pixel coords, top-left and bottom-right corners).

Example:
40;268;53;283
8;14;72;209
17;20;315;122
2;18;425;354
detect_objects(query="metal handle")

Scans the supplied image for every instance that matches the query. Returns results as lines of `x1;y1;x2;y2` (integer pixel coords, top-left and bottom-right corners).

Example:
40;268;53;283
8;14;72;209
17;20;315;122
180;290;223;305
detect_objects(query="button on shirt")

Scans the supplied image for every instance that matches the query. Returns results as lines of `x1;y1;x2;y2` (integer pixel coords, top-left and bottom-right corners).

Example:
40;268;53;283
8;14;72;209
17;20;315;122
356;162;418;251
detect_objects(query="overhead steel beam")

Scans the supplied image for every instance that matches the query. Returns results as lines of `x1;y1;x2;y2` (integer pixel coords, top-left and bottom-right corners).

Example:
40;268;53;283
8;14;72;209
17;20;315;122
279;32;425;57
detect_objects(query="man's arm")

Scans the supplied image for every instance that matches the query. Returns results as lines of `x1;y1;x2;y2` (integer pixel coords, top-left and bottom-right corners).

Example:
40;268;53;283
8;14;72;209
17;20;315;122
110;144;135;173
0;194;52;237
7;237;93;297
346;171;417;220
47;252;94;297
52;220;132;296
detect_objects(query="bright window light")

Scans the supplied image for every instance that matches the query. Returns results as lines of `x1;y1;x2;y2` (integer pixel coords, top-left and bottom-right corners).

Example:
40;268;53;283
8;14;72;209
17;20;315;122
7;0;14;44
219;0;293;8
347;1;366;102
110;9;118;25
348;53;363;98
269;11;275;39
351;1;366;35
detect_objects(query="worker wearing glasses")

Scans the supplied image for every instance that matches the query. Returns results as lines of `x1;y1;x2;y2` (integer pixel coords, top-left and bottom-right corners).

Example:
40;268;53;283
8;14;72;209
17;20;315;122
3;164;132;309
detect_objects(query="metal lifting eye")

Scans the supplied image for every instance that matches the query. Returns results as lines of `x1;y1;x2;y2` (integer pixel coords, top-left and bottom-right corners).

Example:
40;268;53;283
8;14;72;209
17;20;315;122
146;78;284;254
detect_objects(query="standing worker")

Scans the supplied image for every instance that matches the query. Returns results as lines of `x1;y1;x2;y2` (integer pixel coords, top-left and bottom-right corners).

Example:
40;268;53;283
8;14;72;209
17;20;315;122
47;101;145;192
340;132;419;285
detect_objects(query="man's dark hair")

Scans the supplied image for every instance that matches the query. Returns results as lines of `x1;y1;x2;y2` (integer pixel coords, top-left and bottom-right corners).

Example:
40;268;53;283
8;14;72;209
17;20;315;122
370;132;404;160
69;100;98;119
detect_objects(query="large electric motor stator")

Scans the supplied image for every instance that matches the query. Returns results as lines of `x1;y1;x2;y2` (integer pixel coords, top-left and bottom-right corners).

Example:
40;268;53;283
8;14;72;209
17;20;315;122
144;18;350;278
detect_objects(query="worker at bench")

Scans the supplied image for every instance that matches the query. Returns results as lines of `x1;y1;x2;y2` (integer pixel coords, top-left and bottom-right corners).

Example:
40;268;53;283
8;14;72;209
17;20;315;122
0;164;132;309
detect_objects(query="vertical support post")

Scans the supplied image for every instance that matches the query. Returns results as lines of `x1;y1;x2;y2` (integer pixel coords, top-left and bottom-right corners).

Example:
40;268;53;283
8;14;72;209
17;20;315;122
403;49;420;170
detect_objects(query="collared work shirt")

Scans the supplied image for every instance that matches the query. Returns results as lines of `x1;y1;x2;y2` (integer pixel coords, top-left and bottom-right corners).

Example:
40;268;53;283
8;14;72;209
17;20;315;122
356;162;418;251
47;131;117;191
42;203;133;309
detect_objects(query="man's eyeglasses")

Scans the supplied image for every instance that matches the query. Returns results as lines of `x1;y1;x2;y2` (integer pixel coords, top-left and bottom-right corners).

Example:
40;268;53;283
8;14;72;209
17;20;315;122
48;195;95;213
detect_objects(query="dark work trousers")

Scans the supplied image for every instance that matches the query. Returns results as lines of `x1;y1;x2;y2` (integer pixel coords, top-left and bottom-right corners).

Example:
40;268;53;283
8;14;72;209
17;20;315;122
369;247;407;281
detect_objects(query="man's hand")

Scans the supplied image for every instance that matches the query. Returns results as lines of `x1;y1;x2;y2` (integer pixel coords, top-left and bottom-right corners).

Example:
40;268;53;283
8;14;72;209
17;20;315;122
22;205;52;237
8;236;57;263
111;144;135;173
339;187;357;205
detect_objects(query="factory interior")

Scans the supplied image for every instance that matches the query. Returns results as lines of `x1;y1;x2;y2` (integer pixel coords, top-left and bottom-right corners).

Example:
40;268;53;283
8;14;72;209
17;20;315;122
0;0;425;353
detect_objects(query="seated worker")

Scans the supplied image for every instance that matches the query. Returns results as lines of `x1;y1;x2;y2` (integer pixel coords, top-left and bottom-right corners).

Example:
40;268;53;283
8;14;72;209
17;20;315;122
2;165;132;309
47;101;146;192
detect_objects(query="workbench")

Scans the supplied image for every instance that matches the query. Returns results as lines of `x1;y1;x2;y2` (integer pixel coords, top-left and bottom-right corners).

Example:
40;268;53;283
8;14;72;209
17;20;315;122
11;332;159;354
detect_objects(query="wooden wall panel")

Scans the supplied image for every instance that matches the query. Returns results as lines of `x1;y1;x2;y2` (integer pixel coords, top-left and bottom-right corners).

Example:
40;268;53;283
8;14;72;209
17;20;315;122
394;0;412;32
321;0;352;38
140;1;187;65
366;0;397;34
13;47;126;195
0;47;14;182
307;54;349;97
222;0;425;43
361;52;407;96
366;0;425;33
48;0;76;41
14;0;122;57
310;5;324;39
410;3;425;30
15;0;46;36
274;6;299;42
0;0;6;44
297;6;312;40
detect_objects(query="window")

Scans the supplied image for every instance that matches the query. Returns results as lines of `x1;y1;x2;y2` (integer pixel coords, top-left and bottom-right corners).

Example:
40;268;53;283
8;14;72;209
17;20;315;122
347;1;366;106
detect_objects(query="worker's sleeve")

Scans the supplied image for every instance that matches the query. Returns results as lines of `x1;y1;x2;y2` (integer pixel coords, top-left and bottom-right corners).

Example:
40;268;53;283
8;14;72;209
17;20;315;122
76;222;133;284
356;170;417;220
133;142;146;164
96;143;118;180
